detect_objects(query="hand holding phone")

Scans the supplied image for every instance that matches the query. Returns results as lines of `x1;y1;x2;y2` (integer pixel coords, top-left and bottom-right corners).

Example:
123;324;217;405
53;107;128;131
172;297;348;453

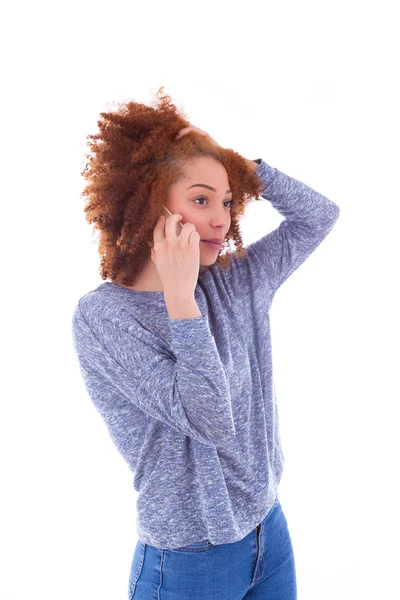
150;207;200;299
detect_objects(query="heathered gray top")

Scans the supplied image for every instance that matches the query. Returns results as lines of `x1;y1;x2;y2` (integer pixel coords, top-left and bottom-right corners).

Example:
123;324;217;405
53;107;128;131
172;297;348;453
71;158;340;550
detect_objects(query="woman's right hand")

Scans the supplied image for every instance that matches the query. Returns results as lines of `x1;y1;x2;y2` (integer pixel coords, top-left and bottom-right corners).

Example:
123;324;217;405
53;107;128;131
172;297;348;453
150;213;201;300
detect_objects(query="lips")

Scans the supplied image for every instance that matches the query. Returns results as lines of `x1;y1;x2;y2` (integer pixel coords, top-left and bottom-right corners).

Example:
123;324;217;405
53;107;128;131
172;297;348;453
202;240;223;249
202;239;224;244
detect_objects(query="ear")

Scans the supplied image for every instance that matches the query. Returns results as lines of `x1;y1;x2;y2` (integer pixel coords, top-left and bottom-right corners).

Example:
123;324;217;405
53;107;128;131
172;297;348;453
150;247;156;265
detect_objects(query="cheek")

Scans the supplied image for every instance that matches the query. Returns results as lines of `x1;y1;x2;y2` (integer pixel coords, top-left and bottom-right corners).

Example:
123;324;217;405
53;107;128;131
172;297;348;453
181;213;201;232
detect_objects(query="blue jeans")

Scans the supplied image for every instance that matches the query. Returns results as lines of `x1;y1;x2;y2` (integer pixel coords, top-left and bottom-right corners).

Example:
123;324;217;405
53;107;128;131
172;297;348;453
127;497;297;599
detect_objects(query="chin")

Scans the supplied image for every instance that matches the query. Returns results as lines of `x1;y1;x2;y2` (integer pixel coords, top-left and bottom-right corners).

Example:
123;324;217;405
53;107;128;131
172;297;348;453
200;258;215;268
199;246;222;270
199;261;212;272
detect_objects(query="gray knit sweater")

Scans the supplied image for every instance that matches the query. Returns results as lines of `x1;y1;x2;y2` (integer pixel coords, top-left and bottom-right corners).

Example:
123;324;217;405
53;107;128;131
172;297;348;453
71;159;340;549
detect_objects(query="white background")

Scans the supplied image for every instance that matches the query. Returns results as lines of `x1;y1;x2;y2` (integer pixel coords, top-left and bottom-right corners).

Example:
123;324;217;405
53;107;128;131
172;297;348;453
1;0;399;598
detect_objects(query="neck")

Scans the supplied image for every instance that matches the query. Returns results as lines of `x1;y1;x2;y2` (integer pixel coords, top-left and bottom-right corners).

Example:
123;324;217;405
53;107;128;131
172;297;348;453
113;256;209;291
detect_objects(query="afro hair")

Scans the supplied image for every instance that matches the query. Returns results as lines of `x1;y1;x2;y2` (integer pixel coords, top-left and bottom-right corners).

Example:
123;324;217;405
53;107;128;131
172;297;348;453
80;86;265;287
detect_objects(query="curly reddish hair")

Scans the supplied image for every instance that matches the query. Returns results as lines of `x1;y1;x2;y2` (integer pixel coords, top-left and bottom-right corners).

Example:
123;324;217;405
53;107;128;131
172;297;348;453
80;86;265;287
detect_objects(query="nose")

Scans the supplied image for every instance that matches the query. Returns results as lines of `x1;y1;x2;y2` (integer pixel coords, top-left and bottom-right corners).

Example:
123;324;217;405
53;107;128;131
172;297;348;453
210;204;231;225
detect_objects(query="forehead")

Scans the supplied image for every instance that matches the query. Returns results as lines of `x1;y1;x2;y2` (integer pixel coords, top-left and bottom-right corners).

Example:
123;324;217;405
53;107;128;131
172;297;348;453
182;156;229;184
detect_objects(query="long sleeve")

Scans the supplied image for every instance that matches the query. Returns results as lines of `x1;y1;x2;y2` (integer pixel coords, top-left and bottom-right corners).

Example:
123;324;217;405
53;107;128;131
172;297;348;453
227;159;341;298
71;297;236;447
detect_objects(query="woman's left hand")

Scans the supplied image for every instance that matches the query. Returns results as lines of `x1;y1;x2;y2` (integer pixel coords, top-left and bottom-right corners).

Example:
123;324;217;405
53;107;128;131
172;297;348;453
175;125;258;172
174;125;220;148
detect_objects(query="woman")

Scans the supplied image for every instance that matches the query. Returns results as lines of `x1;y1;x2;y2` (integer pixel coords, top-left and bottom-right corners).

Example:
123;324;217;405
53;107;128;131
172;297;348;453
71;86;340;599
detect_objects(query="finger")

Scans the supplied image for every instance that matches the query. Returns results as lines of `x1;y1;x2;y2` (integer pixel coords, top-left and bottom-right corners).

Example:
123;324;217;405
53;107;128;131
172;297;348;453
176;221;197;245
175;125;201;139
164;213;183;240
188;230;201;247
175;127;187;139
153;215;166;245
175;128;191;139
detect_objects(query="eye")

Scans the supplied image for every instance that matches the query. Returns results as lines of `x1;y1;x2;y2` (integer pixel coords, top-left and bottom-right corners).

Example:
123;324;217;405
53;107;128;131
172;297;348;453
194;195;234;208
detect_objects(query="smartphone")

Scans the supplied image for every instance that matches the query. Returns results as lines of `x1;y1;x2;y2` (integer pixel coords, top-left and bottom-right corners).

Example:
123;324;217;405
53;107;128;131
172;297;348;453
148;205;183;248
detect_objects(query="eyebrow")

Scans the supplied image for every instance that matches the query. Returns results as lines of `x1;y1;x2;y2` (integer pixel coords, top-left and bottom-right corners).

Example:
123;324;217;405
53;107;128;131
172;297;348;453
187;184;232;194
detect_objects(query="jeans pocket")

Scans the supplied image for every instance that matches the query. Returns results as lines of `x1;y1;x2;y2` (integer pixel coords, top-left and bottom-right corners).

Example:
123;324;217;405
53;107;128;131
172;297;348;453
128;541;146;600
171;539;216;553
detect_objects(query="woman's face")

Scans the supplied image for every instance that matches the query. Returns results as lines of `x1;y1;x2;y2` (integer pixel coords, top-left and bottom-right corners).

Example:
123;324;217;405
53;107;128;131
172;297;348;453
165;156;233;269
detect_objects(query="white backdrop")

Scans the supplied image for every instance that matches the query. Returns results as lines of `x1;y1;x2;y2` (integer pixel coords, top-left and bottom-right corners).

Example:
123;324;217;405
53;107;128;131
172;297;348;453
1;0;399;598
